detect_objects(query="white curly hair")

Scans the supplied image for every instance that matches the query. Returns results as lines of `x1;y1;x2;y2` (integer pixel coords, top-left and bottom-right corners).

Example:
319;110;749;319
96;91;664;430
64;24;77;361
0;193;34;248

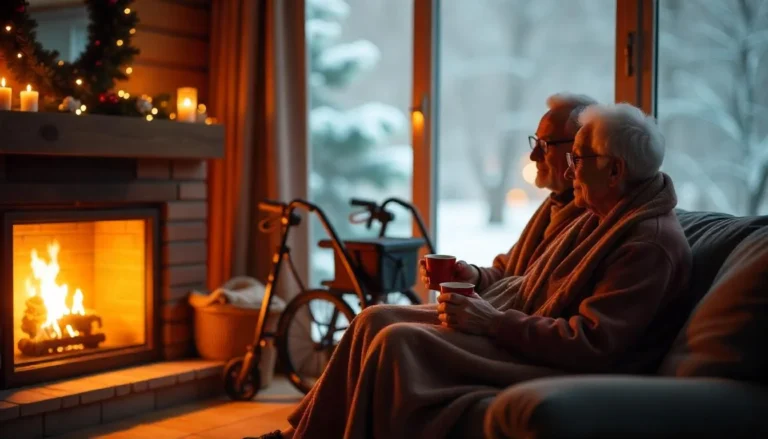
578;103;665;182
545;93;599;137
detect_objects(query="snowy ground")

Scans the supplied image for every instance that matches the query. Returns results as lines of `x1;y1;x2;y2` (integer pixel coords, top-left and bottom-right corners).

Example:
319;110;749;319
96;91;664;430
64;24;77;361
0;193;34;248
311;199;541;279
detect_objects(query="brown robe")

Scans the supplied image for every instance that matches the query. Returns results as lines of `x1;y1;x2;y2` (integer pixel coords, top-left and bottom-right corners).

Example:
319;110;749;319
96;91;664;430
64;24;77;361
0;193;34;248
475;190;585;292
288;173;692;438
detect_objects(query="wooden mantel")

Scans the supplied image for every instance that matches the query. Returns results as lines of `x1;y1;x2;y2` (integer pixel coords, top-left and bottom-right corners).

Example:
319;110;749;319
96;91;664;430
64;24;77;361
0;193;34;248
0;111;224;159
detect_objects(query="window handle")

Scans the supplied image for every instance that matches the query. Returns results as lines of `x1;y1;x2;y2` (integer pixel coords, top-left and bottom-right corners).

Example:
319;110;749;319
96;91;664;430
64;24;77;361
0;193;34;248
625;31;636;77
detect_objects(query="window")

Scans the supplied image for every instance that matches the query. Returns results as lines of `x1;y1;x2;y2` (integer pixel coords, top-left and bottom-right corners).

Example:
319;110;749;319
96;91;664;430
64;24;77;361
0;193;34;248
306;0;414;285
656;0;768;215
433;0;616;265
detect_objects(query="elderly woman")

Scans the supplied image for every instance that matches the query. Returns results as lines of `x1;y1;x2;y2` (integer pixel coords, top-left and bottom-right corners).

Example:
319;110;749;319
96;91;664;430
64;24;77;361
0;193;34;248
254;103;691;439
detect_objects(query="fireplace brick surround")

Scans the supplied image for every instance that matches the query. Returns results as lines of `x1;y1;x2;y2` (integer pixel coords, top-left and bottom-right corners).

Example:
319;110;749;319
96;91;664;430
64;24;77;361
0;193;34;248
0;112;225;437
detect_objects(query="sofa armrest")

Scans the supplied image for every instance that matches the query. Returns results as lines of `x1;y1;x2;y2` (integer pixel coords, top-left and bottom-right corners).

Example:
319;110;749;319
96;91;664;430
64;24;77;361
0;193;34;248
484;375;768;439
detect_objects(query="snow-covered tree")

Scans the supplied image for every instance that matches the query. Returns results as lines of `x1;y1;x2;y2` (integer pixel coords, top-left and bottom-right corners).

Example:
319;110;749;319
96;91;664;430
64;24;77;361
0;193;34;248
306;0;408;282
658;0;768;215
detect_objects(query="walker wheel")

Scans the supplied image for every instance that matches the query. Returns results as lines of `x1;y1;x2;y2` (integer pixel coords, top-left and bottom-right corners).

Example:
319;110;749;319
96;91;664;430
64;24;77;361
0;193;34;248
223;357;261;401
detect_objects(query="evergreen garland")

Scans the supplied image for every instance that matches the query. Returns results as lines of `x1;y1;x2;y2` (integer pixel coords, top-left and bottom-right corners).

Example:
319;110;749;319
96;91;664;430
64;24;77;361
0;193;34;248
0;0;171;118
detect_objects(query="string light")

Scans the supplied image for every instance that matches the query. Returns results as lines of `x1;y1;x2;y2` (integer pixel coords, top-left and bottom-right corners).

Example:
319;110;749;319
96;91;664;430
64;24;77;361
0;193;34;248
118;90;125;97
80;104;87;111
151;108;158;115
5;25;11;32
75;78;83;85
197;103;206;113
16;53;22;58
75;109;82;115
124;8;131;14
169;113;176;120
129;28;136;35
58;60;64;66
123;92;130;99
125;67;133;74
146;114;153;121
116;39;124;47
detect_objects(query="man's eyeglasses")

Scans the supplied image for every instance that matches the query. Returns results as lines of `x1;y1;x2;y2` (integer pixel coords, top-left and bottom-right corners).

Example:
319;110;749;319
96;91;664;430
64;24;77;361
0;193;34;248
528;136;574;154
566;152;607;169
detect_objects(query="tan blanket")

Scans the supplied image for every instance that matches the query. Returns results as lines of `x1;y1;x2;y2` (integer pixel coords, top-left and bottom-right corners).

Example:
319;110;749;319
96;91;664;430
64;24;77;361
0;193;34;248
288;173;683;439
476;192;585;292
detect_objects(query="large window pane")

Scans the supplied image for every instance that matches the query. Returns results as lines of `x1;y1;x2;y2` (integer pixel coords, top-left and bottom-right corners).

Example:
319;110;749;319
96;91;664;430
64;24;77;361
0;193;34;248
435;0;616;265
657;0;768;215
306;0;413;285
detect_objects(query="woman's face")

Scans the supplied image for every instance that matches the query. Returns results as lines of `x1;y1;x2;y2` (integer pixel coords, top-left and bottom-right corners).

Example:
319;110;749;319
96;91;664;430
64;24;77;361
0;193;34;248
565;126;623;216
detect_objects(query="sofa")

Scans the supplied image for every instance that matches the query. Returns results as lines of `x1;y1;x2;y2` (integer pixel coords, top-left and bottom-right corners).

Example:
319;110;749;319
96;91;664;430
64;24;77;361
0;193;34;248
454;210;768;439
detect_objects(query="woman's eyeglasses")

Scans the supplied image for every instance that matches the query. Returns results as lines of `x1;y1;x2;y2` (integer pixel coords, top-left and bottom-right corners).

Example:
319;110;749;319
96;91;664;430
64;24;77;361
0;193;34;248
566;152;606;169
528;136;574;154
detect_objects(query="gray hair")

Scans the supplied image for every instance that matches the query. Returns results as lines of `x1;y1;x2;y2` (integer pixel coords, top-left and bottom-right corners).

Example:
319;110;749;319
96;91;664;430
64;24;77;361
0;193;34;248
578;103;665;182
545;93;598;137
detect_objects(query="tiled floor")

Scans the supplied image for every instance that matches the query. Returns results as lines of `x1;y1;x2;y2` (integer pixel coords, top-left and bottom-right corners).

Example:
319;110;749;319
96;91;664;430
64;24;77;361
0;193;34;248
51;376;303;439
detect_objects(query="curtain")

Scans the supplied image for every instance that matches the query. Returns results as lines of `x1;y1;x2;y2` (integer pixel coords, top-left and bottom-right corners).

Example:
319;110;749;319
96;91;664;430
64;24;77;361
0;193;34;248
207;0;308;296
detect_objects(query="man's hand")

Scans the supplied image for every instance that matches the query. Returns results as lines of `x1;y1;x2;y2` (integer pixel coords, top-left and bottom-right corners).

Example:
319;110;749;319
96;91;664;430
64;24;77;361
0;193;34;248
436;292;503;336
419;260;479;290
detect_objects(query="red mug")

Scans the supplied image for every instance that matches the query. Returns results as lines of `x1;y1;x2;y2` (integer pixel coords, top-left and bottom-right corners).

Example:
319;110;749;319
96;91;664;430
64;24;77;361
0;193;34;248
440;282;475;297
424;254;456;290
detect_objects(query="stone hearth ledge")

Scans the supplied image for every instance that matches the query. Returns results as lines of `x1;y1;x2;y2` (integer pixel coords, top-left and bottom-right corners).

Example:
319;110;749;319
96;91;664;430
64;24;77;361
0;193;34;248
0;359;225;438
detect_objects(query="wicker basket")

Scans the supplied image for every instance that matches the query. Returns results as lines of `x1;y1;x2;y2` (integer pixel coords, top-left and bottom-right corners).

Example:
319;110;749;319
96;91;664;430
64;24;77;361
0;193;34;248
193;304;280;389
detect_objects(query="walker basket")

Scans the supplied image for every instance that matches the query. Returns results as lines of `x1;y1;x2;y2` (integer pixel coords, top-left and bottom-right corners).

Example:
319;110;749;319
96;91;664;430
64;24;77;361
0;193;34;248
318;237;425;294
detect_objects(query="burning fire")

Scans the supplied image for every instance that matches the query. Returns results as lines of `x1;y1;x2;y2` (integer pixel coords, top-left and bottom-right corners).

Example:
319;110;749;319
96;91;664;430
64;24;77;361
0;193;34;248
25;241;85;342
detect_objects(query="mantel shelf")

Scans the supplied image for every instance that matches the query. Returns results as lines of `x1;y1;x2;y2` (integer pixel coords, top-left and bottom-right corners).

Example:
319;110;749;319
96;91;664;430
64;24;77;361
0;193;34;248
0;111;224;159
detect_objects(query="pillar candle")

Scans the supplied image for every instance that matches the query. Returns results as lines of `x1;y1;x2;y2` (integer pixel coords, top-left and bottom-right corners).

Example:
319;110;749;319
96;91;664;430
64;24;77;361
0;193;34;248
20;84;38;112
176;87;197;123
0;78;11;110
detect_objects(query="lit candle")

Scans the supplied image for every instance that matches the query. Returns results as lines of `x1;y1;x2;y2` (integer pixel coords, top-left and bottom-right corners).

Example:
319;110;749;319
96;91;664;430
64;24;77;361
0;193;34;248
0;77;11;110
20;84;38;112
176;87;197;123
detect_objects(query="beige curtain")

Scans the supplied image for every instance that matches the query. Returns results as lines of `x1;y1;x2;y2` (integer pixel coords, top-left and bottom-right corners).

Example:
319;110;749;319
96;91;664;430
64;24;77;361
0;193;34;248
207;0;308;295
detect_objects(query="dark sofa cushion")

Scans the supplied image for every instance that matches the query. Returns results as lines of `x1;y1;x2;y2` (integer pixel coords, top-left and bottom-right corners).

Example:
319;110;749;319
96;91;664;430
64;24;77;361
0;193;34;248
658;225;768;381
675;210;768;302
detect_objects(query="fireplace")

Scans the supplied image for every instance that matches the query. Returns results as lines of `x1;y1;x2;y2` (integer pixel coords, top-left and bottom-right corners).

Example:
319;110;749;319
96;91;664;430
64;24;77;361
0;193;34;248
2;207;160;388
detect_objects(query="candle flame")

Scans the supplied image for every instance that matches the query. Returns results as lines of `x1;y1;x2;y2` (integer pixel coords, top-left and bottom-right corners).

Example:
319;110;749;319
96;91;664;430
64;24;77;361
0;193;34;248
1;78;5;87
26;84;31;92
183;98;192;107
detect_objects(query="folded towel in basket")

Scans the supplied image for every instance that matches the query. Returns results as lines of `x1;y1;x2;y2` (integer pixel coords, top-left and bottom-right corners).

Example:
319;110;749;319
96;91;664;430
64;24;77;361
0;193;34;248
188;276;286;311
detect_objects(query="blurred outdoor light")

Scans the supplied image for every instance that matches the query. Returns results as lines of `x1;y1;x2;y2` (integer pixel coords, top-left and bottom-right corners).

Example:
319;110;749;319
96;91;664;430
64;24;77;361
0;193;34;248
411;109;424;130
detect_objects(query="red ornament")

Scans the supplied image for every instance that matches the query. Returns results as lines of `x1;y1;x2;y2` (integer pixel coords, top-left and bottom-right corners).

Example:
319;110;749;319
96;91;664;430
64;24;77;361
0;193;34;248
109;94;119;104
99;93;107;103
95;40;100;46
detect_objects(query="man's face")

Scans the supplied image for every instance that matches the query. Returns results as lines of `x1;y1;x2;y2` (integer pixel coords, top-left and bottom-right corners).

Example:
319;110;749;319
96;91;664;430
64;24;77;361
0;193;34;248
566;126;614;210
529;110;574;194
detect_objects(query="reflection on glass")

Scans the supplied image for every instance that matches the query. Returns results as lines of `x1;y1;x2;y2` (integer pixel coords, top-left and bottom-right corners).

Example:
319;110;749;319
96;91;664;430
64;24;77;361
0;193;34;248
28;0;89;63
306;0;413;285
436;0;616;266
657;0;768;215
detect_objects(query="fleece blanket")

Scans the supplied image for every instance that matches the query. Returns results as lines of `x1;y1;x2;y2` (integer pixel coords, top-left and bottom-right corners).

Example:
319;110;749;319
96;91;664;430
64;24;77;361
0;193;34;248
288;173;682;439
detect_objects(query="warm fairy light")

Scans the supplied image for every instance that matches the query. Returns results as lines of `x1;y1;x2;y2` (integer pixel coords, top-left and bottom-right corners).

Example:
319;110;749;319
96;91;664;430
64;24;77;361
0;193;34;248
17;52;22;58
205;117;215;125
123;92;130;99
151;108;158;115
169;113;176;120
80;104;86;111
116;39;124;47
58;60;64;66
5;25;11;32
146;114;153;121
125;67;133;74
129;28;136;35
197;103;206;113
75;78;83;85
506;188;529;207
75;109;82;115
124;8;131;14
118;90;125;97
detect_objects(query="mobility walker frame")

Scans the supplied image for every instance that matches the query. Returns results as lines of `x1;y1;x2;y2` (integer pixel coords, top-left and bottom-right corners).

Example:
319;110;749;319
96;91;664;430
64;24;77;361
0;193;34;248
223;197;435;400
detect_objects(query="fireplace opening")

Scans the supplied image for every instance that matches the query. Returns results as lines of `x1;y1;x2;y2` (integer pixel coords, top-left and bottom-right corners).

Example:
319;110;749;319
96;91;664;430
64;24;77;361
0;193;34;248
2;209;159;388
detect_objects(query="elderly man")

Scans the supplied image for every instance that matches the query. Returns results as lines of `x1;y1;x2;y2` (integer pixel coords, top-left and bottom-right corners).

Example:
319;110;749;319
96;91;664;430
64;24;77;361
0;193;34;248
436;93;594;289
253;102;691;439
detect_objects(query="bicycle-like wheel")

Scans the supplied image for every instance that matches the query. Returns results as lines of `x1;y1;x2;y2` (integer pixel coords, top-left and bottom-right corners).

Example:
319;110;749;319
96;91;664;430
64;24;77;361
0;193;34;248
276;289;356;394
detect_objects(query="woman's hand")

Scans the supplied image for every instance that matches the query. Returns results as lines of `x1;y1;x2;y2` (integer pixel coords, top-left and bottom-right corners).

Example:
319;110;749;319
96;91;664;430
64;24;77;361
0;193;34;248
436;292;503;336
419;260;479;290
